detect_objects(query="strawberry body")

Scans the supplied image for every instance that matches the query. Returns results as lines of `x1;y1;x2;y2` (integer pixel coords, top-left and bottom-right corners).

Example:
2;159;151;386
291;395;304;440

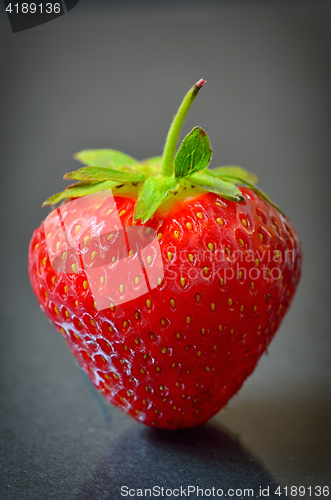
28;187;302;429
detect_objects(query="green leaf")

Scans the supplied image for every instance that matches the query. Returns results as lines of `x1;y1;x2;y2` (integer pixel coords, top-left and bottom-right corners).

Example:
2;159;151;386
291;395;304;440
64;167;145;183
189;172;244;202
207;166;258;184
137;156;163;176
174;126;212;178
42;181;116;206
74;149;139;169
134;177;178;223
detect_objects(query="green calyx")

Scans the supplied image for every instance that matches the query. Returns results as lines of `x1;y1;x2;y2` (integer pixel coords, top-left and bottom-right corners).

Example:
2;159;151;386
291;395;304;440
43;79;281;221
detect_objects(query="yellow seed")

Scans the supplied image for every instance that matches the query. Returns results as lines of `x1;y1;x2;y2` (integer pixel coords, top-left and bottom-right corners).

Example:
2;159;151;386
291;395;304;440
258;233;263;242
186;316;191;324
201;328;205;334
176;333;181;340
107;233;114;241
171;363;176;368
64;285;68;293
218;325;222;331
253;305;257;312
156;366;161;373
119;210;126;217
161;347;167;354
62;252;66;261
158;277;163;285
208;242;214;252
75;225;81;234
251;282;255;290
119;284;124;294
216;217;224;226
51;276;56;285
175;382;179;387
113;373;119;380
181;394;186;398
134;338;140;345
143;399;147;404
170;299;176;308
54;306;59;314
197;351;201;357
109;325;113;332
56;241;60;250
146;298;151;308
195;409;200;414
241;219;247;227
71;263;77;272
180;277;185;287
186;222;192;230
228;298;232;306
205;366;211;372
100;276;105;285
195;293;200;302
213;345;217;351
188;254;194;263
255;258;259;267
106;208;113;215
159;385;164;390
203;267;208;276
34;243;39;250
230;329;234;335
163;398;167;402
211;303;215;311
135;276;140;285
83;280;88;290
174;230;179;238
140;368;145;374
90;319;96;326
238;239;244;248
123;320;128;328
242;333;247;339
150;333;155;339
185;344;190;351
267;268;271;276
173;406;177;410
167;252;172;261
46;233;51;240
157;233;162;240
145;228;151;234
75;300;79;306
91;251;96;260
161;318;166;326
197;212;203;219
225;247;230;256
42;257;47;267
238;270;242;279
84;235;89;245
220;277;224;286
147;255;152;264
240;305;244;312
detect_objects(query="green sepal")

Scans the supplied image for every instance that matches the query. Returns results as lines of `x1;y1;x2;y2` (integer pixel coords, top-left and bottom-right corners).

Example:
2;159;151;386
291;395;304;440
64;167;145;183
174;126;212;178
134;176;178;223
207;166;258;184
189;171;244;202
74;149;139;169
42;180;116;206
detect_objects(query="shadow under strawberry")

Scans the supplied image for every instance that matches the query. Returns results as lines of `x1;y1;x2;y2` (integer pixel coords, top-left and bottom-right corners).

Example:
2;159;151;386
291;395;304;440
73;422;279;500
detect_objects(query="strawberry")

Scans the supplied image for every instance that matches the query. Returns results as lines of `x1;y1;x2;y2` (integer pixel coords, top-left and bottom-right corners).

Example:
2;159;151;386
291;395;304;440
28;80;302;429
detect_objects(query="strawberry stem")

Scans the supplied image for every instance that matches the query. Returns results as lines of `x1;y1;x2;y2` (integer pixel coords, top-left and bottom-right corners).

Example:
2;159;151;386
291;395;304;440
161;79;206;177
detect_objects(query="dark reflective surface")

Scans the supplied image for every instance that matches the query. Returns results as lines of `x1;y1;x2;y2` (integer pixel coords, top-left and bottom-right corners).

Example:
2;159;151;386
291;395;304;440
75;423;279;499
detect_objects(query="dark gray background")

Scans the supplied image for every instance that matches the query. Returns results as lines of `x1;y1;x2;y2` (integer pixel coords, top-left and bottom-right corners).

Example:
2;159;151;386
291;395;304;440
0;1;330;498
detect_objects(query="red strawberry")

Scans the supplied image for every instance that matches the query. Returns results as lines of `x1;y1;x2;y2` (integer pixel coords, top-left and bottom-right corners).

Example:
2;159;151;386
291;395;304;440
28;80;302;429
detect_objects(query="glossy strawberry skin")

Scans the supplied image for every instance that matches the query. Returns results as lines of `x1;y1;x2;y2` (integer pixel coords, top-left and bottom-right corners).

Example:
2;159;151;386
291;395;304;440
28;187;302;429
